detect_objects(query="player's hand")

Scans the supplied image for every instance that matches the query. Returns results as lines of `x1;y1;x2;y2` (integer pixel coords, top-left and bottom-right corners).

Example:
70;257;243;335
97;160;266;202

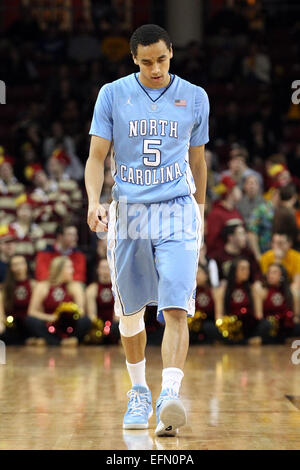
87;203;108;232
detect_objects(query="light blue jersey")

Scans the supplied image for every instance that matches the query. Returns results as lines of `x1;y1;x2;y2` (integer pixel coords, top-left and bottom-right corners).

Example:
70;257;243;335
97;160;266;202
89;73;209;204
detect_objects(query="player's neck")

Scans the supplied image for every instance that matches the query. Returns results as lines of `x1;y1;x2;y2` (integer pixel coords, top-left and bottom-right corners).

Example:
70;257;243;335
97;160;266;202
137;73;171;89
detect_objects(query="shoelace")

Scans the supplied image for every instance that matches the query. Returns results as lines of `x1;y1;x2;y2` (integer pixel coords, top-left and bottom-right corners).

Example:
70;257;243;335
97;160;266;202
157;387;179;407
127;389;150;417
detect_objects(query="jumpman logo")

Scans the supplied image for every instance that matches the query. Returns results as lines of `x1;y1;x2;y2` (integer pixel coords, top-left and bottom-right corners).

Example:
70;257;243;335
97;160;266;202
126;98;133;106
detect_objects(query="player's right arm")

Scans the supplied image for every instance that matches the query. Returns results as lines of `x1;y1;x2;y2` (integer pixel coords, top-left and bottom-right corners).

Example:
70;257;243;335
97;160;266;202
85;83;113;233
85;135;111;232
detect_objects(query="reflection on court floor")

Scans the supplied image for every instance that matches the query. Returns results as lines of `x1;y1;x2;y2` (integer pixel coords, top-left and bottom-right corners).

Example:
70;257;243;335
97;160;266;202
0;345;300;450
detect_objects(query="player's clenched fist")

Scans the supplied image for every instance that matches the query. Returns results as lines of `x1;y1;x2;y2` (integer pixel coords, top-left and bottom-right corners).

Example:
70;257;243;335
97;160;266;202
87;203;108;232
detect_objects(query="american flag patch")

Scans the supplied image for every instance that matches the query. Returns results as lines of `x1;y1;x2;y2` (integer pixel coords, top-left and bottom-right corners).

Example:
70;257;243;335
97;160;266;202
175;99;186;106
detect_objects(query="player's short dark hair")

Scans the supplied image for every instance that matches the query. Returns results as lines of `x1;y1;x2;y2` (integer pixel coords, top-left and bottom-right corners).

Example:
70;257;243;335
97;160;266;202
130;24;171;57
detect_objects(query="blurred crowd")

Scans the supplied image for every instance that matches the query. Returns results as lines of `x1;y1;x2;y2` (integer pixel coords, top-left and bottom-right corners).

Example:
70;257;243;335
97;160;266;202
0;0;300;347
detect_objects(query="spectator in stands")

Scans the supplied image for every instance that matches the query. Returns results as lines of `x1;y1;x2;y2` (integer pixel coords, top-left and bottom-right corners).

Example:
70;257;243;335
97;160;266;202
242;43;271;84
97;238;107;260
29;164;70;245
253;264;300;343
237;174;264;225
273;184;299;249
214;222;262;283
214;257;258;343
260;233;300;298
26;257;91;346
35;223;86;283
265;164;300;200
206;175;243;258
0;226;17;284
221;145;263;189
0;152;25;224
198;242;220;288
246;120;276;162
0;291;4;336
86;258;119;344
45;123;84;182
0;255;35;344
247;187;280;261
193;263;220;344
205;149;219;202
9;194;46;270
264;154;288;191
47;149;82;210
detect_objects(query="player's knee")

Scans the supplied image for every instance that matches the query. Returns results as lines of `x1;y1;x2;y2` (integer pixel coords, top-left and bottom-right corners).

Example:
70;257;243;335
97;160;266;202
118;308;145;337
163;308;187;323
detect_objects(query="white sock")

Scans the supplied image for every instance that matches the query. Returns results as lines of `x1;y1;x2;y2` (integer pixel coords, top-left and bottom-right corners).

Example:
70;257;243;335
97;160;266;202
162;367;184;395
126;358;148;389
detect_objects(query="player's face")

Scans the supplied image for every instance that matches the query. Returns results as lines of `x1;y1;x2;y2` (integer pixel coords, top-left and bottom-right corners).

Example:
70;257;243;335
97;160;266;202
133;40;173;89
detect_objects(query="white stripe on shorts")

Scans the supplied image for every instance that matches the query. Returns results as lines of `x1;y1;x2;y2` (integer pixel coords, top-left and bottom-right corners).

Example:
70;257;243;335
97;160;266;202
107;200;125;317
186;195;202;316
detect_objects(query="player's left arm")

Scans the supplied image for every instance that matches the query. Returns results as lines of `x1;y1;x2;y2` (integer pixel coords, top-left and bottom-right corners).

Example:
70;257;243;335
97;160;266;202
189;86;209;238
189;144;207;226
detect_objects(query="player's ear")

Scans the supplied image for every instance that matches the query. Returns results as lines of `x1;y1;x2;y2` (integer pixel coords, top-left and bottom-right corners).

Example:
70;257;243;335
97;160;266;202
169;44;173;59
132;53;138;65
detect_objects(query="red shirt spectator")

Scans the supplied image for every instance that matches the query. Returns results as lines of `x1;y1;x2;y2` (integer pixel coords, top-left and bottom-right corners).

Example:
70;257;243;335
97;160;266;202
35;224;86;282
206;176;243;258
214;223;262;282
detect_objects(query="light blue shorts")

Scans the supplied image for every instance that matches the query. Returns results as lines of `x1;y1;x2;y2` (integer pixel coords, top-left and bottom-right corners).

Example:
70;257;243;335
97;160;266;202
107;195;202;323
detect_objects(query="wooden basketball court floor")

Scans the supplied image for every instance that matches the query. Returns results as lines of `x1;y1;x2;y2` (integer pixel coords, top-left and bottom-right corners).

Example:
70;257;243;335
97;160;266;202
1;344;300;450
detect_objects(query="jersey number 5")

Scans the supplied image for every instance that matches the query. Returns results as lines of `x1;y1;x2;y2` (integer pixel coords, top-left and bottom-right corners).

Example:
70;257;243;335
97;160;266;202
142;139;161;167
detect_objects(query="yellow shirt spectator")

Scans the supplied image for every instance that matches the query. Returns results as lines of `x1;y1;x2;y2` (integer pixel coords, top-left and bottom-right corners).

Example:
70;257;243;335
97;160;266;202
260;248;300;282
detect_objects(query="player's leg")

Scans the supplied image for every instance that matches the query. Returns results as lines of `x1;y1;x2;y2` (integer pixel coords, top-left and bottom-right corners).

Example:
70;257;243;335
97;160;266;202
161;308;189;370
119;309;153;429
107;201;157;429
119;308;147;387
154;195;200;436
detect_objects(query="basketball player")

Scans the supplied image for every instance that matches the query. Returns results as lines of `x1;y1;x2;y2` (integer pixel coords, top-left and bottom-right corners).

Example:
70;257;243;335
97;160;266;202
85;24;209;436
